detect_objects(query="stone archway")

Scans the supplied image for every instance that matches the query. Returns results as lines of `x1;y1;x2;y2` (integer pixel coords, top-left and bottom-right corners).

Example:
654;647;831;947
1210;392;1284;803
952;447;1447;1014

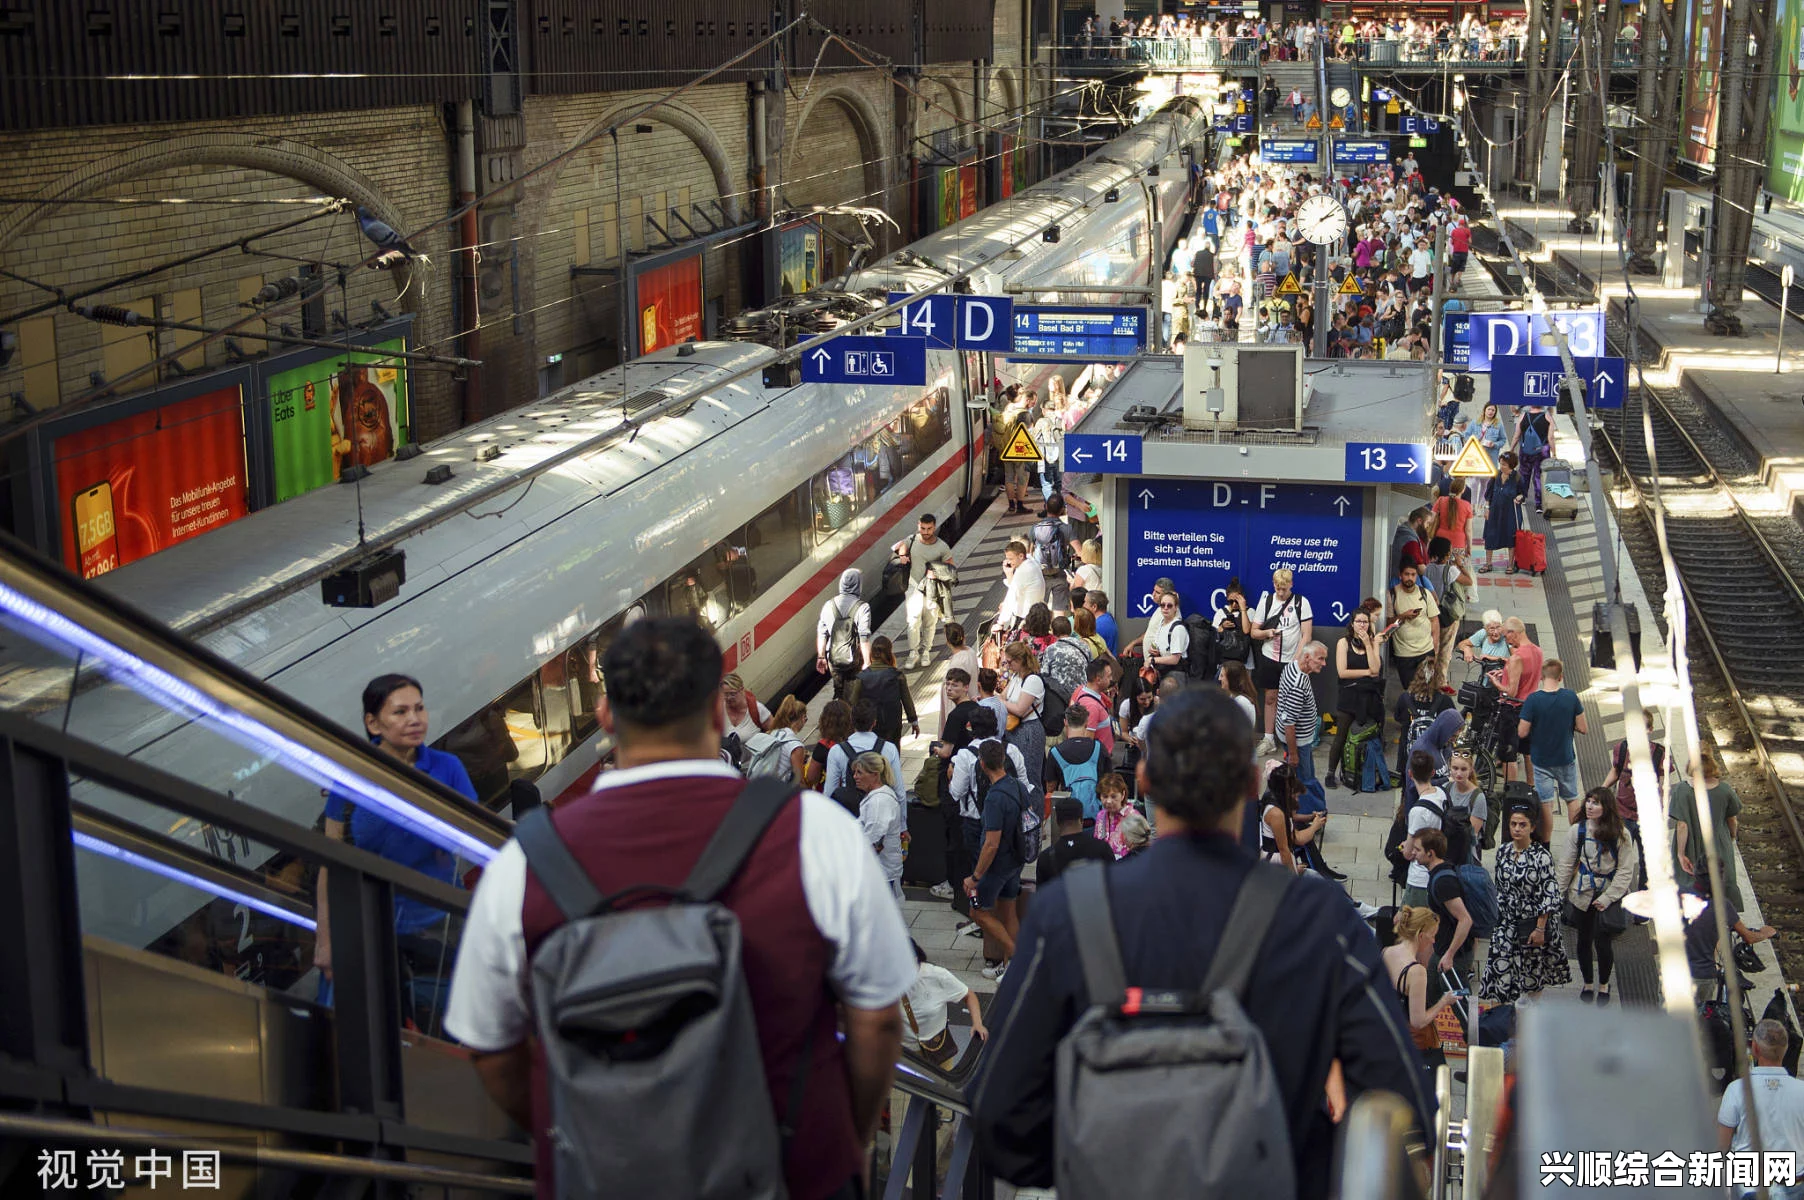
558;99;740;224
784;84;889;207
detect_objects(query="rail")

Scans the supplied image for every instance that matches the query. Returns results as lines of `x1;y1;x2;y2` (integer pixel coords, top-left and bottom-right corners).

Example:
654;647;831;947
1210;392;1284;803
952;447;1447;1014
1053;37;1643;72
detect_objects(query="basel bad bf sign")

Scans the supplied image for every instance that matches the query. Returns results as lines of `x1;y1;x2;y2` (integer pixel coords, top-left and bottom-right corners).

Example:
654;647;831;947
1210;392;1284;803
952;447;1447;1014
1126;480;1366;625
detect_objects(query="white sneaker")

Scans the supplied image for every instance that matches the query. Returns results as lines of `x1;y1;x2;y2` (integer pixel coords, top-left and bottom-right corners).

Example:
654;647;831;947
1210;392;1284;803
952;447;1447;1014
956;920;982;937
982;962;1009;981
1255;736;1279;758
906;653;922;670
929;881;955;900
1354;900;1381;919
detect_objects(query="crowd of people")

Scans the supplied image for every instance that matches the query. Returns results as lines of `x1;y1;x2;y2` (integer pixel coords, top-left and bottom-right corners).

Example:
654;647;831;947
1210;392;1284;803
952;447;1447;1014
1162;144;1469;353
1070;11;1631;67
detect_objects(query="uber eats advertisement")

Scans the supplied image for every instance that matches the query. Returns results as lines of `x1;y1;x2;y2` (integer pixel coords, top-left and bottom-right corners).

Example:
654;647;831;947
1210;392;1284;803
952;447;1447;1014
1771;0;1804;201
264;340;411;502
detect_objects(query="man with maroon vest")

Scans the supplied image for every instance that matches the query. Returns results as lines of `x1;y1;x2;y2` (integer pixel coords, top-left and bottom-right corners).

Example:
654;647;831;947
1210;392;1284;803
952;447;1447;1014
446;617;914;1199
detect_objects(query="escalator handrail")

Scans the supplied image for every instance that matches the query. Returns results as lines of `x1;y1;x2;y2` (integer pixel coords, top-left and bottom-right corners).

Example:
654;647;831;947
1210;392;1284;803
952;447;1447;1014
2;711;469;915
0;534;510;861
1333;1088;1430;1200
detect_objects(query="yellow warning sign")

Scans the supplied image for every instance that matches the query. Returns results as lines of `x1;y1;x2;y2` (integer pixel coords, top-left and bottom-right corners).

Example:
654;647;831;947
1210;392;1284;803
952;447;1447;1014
1276;273;1303;297
1337;274;1364;296
1386;98;1402;115
1000;422;1042;463
1305;114;1322;130
1329;113;1345;130
1449;435;1497;478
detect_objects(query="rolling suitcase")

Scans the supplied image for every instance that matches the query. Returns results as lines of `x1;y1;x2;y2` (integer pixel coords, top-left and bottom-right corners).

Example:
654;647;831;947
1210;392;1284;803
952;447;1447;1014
1513;530;1547;575
1541;458;1580;520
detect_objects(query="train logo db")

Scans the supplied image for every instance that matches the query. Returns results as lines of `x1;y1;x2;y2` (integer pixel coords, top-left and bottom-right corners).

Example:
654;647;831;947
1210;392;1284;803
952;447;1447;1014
1000;423;1042;462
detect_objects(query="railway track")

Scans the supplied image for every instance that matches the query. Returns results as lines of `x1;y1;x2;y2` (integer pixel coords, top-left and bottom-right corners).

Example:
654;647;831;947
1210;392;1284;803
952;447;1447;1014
1506;251;1804;972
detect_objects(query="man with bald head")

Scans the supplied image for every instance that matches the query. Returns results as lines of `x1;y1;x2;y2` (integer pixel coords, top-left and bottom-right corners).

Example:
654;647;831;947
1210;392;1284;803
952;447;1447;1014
1488;617;1543;783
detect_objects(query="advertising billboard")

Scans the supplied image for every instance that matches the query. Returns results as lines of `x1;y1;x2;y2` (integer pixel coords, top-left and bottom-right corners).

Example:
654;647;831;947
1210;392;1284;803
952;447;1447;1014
938;165;959;229
637;253;704;355
1770;0;1804;199
959;162;979;220
1682;0;1724;166
53;385;250;578
264;340;410;503
778;220;822;296
1001;133;1016;199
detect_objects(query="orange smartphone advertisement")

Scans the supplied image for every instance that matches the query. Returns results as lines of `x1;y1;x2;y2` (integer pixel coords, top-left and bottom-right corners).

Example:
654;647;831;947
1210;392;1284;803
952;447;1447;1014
54;385;250;578
636;254;704;355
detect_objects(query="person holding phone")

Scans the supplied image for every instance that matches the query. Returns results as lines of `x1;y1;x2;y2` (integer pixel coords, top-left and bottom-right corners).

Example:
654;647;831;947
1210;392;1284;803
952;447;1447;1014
1326;609;1389;789
1386;563;1441;692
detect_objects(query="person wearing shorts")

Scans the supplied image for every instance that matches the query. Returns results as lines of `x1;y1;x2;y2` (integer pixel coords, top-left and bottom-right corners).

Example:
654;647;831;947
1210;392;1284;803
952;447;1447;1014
1516;658;1587;823
1250;568;1312;750
963;741;1027;981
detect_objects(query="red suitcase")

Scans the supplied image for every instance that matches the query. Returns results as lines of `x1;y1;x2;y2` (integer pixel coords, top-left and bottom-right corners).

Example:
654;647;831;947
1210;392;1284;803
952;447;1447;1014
1514;530;1547;575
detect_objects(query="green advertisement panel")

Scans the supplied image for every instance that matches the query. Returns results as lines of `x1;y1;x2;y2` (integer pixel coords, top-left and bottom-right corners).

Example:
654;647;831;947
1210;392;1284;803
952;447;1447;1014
265;340;411;503
1772;0;1804;200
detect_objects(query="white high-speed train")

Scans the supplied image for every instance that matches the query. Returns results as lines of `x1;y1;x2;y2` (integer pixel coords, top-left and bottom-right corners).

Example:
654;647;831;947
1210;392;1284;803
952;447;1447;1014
29;98;1207;946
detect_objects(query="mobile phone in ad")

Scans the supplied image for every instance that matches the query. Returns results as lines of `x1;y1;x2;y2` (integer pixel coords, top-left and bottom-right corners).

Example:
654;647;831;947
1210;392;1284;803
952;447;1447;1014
73;481;120;579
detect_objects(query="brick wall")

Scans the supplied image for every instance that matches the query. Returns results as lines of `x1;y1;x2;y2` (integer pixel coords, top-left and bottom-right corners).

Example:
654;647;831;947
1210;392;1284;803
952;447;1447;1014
0;107;458;435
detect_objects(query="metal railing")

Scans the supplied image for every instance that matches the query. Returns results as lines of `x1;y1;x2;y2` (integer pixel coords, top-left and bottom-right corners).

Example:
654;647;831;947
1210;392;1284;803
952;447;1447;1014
1054;37;1645;72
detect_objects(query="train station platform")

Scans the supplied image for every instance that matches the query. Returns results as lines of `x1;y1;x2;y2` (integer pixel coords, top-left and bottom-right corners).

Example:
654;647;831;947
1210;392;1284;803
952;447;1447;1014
815;394;1787;1025
1497;198;1804;528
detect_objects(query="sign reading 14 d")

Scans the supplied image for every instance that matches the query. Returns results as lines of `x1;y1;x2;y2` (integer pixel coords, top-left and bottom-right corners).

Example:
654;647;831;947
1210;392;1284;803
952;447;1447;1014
1126;480;1365;626
886;293;1014;352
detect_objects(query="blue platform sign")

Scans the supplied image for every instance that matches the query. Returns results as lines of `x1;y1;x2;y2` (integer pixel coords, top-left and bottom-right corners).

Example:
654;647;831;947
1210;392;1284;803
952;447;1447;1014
801;334;928;385
1490;353;1627;409
1344;441;1434;484
1127;481;1366;626
1064;433;1142;474
1400;116;1441;135
1261;138;1319;164
1333;138;1393;165
886;293;1014;352
1442;309;1605;371
1010;305;1147;359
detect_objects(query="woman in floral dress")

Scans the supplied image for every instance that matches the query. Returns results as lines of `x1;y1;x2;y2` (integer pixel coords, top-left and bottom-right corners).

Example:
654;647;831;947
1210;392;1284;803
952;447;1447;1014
1480;806;1571;1003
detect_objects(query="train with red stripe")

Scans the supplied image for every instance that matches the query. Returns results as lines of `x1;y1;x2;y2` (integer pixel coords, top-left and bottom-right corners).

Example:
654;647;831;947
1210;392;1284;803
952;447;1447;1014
58;98;1205;942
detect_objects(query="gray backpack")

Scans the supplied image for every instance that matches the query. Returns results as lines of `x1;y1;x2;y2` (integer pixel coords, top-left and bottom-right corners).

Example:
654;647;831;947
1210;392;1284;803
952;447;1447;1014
1056;862;1296;1199
513;780;809;1199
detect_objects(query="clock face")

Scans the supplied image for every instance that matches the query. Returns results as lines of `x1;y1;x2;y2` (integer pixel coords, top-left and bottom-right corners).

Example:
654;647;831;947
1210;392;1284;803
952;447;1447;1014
1299;196;1349;244
1331;86;1353;108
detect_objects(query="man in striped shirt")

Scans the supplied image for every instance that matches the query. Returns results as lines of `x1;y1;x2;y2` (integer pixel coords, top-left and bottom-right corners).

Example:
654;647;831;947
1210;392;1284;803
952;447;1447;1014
1278;640;1328;788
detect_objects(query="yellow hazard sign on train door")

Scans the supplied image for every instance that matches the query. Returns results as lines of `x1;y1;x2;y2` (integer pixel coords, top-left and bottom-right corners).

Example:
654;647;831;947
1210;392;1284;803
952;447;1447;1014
1000;422;1042;462
1449;435;1497;478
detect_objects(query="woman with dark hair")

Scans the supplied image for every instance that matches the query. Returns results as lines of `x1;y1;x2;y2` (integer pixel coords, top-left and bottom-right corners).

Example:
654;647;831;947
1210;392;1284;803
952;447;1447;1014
1327;608;1388;789
1219;660;1260;729
806;699;854;791
1019;603;1056;654
316;674;478;1023
1555;786;1640;1003
851;635;918;747
1479;450;1525;574
1259;761;1303;872
1001;641;1048;791
1480;805;1570;1003
903;939;985;1068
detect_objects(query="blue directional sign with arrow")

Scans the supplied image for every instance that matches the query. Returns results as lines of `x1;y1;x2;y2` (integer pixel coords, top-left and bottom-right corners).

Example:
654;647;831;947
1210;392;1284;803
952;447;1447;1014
1489;353;1626;409
1343;441;1433;484
1126;481;1366;626
1064;433;1142;474
800;335;928;386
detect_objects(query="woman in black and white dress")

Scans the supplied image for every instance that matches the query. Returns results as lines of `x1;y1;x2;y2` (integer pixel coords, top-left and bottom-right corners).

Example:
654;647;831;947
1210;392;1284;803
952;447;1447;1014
1480;805;1570;1004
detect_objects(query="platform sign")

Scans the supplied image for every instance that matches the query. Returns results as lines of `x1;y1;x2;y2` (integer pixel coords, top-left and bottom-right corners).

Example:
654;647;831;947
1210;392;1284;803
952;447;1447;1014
886;293;1014;351
1333;138;1392;165
1009;305;1147;359
1489;353;1627;409
1215;114;1254;133
801;334;928;385
1127;481;1366;627
1261;139;1319;164
1064;433;1142;474
1344;441;1433;484
1442;309;1604;371
1400;116;1441;135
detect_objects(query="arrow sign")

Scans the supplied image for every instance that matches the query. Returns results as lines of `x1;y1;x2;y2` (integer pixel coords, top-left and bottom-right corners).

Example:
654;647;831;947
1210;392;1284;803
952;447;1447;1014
1139;592;1157;615
1330;601;1349;621
1489;352;1625;409
1333;495;1351;515
1138;487;1156;509
1065;433;1142;474
1344;442;1431;485
800;334;928;385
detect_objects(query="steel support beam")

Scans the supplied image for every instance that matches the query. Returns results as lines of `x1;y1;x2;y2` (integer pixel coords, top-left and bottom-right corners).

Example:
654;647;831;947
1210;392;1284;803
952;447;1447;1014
1519;0;1563;197
1626;0;1686;270
1567;0;1606;229
1705;0;1778;333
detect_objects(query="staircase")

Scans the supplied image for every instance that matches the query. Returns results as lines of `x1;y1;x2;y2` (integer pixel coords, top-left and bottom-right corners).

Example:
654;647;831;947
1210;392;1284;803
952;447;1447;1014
1325;60;1364;132
1261;60;1318;133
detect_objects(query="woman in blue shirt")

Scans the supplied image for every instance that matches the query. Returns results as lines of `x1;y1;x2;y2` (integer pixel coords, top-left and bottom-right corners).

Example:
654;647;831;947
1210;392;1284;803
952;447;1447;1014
316;674;479;1024
1475;404;1508;514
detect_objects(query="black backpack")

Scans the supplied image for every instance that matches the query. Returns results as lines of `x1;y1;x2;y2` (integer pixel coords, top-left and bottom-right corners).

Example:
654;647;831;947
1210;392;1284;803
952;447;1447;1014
857;668;904;736
1383;790;1445;886
1182;613;1220;680
1453;373;1476;402
1036;673;1069;732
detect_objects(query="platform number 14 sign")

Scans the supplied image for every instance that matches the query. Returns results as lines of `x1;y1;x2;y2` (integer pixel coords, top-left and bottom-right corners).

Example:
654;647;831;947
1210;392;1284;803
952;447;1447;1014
1064;433;1143;474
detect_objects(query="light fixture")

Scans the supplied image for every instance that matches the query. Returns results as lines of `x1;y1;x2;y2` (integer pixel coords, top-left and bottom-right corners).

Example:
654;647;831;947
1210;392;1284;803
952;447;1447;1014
1043;225;1061;243
1146;164;1160;178
1105;187;1120;203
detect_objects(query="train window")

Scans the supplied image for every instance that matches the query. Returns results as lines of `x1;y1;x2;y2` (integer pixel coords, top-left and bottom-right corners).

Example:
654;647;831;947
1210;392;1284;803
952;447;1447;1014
896;386;950;468
737;489;806;604
438;696;525;810
666;555;724;631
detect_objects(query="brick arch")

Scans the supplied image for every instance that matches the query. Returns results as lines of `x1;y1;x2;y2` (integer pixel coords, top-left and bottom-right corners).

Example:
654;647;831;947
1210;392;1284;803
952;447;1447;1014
0;133;410;254
785;85;888;206
992;66;1021;120
559;100;739;223
925;75;969;146
0;133;424;316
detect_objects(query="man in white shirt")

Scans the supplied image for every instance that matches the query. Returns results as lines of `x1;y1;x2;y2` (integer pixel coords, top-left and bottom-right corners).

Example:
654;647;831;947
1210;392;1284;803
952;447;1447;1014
1719;1020;1804;1200
444;616;913;1198
997;539;1046;633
